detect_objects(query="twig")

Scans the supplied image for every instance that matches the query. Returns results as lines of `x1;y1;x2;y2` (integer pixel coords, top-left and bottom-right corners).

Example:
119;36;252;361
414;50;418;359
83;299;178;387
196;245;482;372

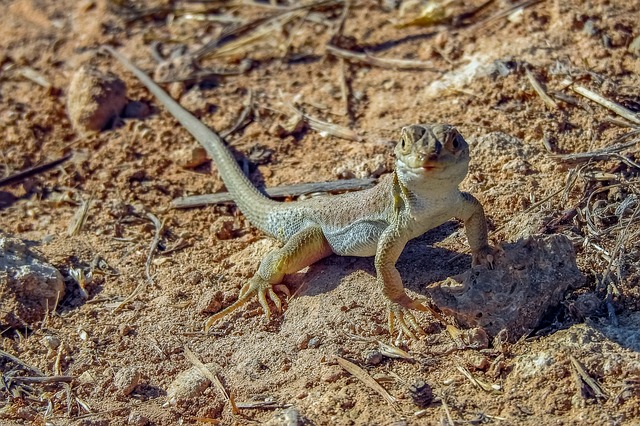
326;44;440;71
170;178;376;208
338;58;351;117
0;350;44;375
0;153;72;188
562;80;640;125
183;346;230;402
551;129;640;167
7;375;74;384
525;67;557;109
440;393;455;426
145;213;164;286
335;356;399;411
330;0;350;42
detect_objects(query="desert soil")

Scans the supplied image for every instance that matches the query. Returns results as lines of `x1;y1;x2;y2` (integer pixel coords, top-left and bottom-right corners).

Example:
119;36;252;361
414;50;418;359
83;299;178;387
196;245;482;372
1;0;640;425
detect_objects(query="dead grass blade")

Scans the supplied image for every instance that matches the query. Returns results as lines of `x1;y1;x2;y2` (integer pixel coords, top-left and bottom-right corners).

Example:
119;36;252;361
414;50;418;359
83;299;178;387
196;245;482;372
525;67;557;109
470;0;544;31
377;340;414;361
570;355;608;400
183;346;230;402
326;44;440;71
455;364;501;392
67;197;93;236
335;356;399;411
220;89;254;139
18;67;51;88
0;349;44;375
284;101;361;141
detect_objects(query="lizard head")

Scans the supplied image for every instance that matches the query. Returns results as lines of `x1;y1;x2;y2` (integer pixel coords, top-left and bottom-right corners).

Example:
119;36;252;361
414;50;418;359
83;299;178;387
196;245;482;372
394;123;470;190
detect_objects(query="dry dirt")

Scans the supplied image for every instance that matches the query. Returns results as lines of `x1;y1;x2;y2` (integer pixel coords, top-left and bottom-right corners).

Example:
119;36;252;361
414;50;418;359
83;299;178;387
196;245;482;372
1;0;640;425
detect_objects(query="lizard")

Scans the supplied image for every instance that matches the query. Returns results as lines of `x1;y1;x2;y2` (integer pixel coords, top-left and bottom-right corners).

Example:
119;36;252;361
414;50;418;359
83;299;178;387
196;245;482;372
104;46;494;338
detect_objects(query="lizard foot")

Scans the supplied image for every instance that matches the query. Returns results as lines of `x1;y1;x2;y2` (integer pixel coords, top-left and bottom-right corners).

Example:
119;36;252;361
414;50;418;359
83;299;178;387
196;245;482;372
204;276;288;333
387;296;428;340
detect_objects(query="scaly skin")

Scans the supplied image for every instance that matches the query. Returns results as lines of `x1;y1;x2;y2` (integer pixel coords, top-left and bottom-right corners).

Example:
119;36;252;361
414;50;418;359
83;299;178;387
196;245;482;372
105;46;494;338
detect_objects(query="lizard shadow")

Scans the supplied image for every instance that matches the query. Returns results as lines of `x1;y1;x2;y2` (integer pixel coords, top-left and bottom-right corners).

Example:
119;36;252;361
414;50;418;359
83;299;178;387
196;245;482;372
292;220;472;299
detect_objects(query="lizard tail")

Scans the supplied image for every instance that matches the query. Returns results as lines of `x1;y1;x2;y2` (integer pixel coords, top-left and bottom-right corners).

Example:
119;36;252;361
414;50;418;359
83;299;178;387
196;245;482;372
104;46;278;231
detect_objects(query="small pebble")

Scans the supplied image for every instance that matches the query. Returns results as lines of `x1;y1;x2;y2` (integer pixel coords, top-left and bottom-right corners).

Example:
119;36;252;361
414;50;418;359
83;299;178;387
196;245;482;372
364;350;383;366
114;367;141;396
307;337;321;349
127;412;149;426
41;335;61;350
296;333;312;350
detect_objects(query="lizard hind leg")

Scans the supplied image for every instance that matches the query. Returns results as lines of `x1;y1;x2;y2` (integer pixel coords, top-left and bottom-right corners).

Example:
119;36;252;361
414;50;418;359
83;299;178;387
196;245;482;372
204;226;333;332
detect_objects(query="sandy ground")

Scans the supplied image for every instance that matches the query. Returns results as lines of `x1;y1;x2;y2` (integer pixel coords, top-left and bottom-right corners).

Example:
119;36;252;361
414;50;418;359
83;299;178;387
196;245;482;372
1;0;639;424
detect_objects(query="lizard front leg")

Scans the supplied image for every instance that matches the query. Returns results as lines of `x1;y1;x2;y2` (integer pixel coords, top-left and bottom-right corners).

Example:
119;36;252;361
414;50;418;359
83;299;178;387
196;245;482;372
375;226;429;339
459;192;494;267
204;226;333;332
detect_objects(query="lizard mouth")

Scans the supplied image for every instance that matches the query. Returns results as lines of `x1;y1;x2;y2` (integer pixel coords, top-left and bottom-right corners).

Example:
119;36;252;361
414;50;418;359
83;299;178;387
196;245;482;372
421;162;441;171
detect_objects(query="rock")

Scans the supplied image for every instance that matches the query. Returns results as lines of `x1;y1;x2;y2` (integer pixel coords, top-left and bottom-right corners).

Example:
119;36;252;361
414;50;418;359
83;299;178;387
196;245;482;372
114;367;141;396
67;65;127;134
427;234;584;340
172;145;209;169
264;407;306;426
0;232;65;328
165;364;214;405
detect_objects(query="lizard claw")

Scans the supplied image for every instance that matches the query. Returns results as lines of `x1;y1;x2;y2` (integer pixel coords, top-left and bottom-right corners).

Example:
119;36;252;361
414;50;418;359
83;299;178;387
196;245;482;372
204;276;288;333
472;245;497;269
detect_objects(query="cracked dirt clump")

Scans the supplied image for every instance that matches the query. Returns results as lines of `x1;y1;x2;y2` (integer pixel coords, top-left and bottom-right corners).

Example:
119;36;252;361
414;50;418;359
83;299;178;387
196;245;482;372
66;64;127;134
427;234;585;340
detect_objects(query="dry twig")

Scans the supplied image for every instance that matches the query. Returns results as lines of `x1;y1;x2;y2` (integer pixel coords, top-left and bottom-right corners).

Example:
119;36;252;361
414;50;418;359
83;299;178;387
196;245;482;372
145;212;164;285
562;80;640;125
0;153;72;188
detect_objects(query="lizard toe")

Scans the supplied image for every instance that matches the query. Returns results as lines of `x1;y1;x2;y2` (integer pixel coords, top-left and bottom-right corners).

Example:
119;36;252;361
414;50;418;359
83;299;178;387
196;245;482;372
267;288;282;313
205;275;283;332
388;303;425;340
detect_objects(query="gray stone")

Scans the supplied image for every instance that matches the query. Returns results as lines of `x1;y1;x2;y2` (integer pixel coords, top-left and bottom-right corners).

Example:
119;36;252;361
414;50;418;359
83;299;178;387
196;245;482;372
0;232;65;327
427;234;584;340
